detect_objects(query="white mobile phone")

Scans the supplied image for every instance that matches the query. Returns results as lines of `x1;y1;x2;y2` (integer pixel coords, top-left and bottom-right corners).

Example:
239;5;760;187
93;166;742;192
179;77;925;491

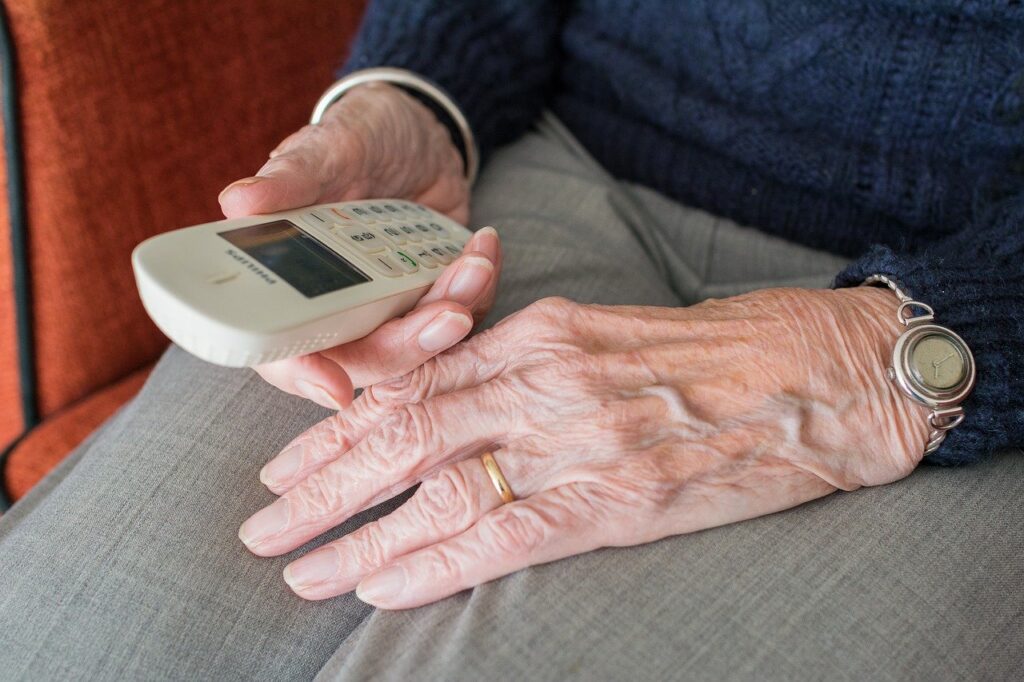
132;199;473;367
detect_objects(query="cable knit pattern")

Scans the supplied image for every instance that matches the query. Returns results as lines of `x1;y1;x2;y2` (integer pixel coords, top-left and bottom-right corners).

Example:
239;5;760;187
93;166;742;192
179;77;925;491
341;1;565;158
341;0;1024;465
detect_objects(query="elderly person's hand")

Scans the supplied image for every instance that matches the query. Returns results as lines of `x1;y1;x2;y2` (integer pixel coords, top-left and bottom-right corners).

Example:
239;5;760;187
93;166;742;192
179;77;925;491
217;83;498;410
239;287;931;609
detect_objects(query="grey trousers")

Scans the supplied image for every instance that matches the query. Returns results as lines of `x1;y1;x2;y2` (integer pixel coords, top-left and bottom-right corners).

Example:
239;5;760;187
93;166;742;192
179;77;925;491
1;114;1021;681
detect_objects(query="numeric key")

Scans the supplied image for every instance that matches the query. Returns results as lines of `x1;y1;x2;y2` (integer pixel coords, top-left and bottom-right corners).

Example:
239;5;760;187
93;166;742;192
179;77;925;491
336;226;386;252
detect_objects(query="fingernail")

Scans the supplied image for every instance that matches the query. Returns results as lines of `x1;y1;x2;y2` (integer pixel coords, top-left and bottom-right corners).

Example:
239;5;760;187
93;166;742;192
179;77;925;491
284;548;340;589
259;445;302;487
238;499;290;548
447;256;494;305
469;226;499;262
418;310;473;352
356;565;406;604
218;177;262;201
294;379;342;411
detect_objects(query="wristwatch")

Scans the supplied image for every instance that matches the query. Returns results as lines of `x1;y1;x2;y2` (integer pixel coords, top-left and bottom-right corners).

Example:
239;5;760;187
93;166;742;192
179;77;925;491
862;274;976;455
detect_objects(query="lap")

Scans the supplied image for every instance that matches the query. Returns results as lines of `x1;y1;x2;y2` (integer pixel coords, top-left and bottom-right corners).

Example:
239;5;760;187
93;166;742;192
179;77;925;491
2;116;1021;681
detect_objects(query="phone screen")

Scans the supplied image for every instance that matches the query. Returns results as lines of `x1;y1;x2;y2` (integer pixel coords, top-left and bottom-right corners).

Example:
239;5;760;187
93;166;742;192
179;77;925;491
218;220;370;298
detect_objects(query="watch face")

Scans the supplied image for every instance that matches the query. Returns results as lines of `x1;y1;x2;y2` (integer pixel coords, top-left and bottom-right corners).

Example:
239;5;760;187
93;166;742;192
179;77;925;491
909;333;967;390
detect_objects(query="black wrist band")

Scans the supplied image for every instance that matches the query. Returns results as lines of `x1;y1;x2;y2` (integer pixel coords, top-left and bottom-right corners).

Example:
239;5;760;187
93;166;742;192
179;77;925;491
392;84;470;178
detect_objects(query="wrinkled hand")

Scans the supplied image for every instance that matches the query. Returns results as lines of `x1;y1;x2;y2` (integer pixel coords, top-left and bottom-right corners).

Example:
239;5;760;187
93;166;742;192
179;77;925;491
239;288;931;609
219;82;490;408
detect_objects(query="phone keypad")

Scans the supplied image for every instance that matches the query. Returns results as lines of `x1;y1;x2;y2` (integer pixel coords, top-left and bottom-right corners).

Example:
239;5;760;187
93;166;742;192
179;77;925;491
318;201;471;280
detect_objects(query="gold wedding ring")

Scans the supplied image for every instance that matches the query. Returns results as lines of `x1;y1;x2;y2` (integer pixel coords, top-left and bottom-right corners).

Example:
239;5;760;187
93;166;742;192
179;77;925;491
480;452;515;504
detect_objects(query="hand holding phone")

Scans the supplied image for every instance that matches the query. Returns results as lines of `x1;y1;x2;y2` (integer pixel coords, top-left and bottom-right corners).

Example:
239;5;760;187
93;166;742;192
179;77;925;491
150;82;497;410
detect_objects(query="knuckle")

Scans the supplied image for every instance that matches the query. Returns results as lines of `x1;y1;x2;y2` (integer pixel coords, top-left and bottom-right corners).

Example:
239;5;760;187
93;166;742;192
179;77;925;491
349;523;390;572
361;402;437;475
364;363;437;408
279;415;352;472
263;151;311;177
290;469;343;520
480;505;552;555
532;295;575;315
490;302;591;380
419;543;468;584
413;467;478;530
519;296;575;328
306;415;351;459
359;382;400;415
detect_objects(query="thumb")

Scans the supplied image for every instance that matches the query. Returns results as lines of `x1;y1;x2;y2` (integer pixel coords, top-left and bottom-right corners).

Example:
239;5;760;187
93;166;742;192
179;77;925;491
218;150;324;219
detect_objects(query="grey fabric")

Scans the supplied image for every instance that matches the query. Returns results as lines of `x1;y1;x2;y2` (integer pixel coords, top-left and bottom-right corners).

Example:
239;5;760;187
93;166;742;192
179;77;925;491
0;113;1020;681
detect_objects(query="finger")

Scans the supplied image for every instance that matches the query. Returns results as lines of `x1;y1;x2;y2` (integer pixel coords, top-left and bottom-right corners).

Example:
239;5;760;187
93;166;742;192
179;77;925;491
218;159;319;219
258;325;507;494
253;354;355;411
240;382;509;556
414;226;502;319
356;484;604;609
254;230;499;413
255;301;474;419
321;253;493;388
218;127;333;218
282;455;510;600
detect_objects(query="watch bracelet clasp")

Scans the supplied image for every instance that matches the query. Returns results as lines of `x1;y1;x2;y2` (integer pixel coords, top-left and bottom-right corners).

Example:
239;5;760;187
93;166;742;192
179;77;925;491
897;300;934;327
925;407;965;455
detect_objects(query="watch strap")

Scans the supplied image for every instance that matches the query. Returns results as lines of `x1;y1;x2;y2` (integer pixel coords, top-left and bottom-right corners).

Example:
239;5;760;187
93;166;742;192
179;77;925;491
861;274;935;327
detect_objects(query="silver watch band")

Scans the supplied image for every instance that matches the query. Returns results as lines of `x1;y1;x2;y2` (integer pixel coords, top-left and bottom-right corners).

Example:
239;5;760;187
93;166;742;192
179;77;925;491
861;274;970;455
310;67;479;186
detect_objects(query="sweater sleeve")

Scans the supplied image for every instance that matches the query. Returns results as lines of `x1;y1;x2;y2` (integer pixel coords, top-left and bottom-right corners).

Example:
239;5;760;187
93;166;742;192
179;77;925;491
833;192;1024;466
339;0;566;159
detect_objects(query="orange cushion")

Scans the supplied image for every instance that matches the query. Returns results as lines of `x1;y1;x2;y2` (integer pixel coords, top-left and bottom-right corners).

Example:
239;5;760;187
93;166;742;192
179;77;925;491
4;364;151;501
0;1;365;452
0;143;21;450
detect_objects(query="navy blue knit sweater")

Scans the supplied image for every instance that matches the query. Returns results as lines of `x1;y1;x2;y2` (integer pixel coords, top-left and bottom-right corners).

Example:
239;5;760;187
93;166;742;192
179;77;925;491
342;0;1024;466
